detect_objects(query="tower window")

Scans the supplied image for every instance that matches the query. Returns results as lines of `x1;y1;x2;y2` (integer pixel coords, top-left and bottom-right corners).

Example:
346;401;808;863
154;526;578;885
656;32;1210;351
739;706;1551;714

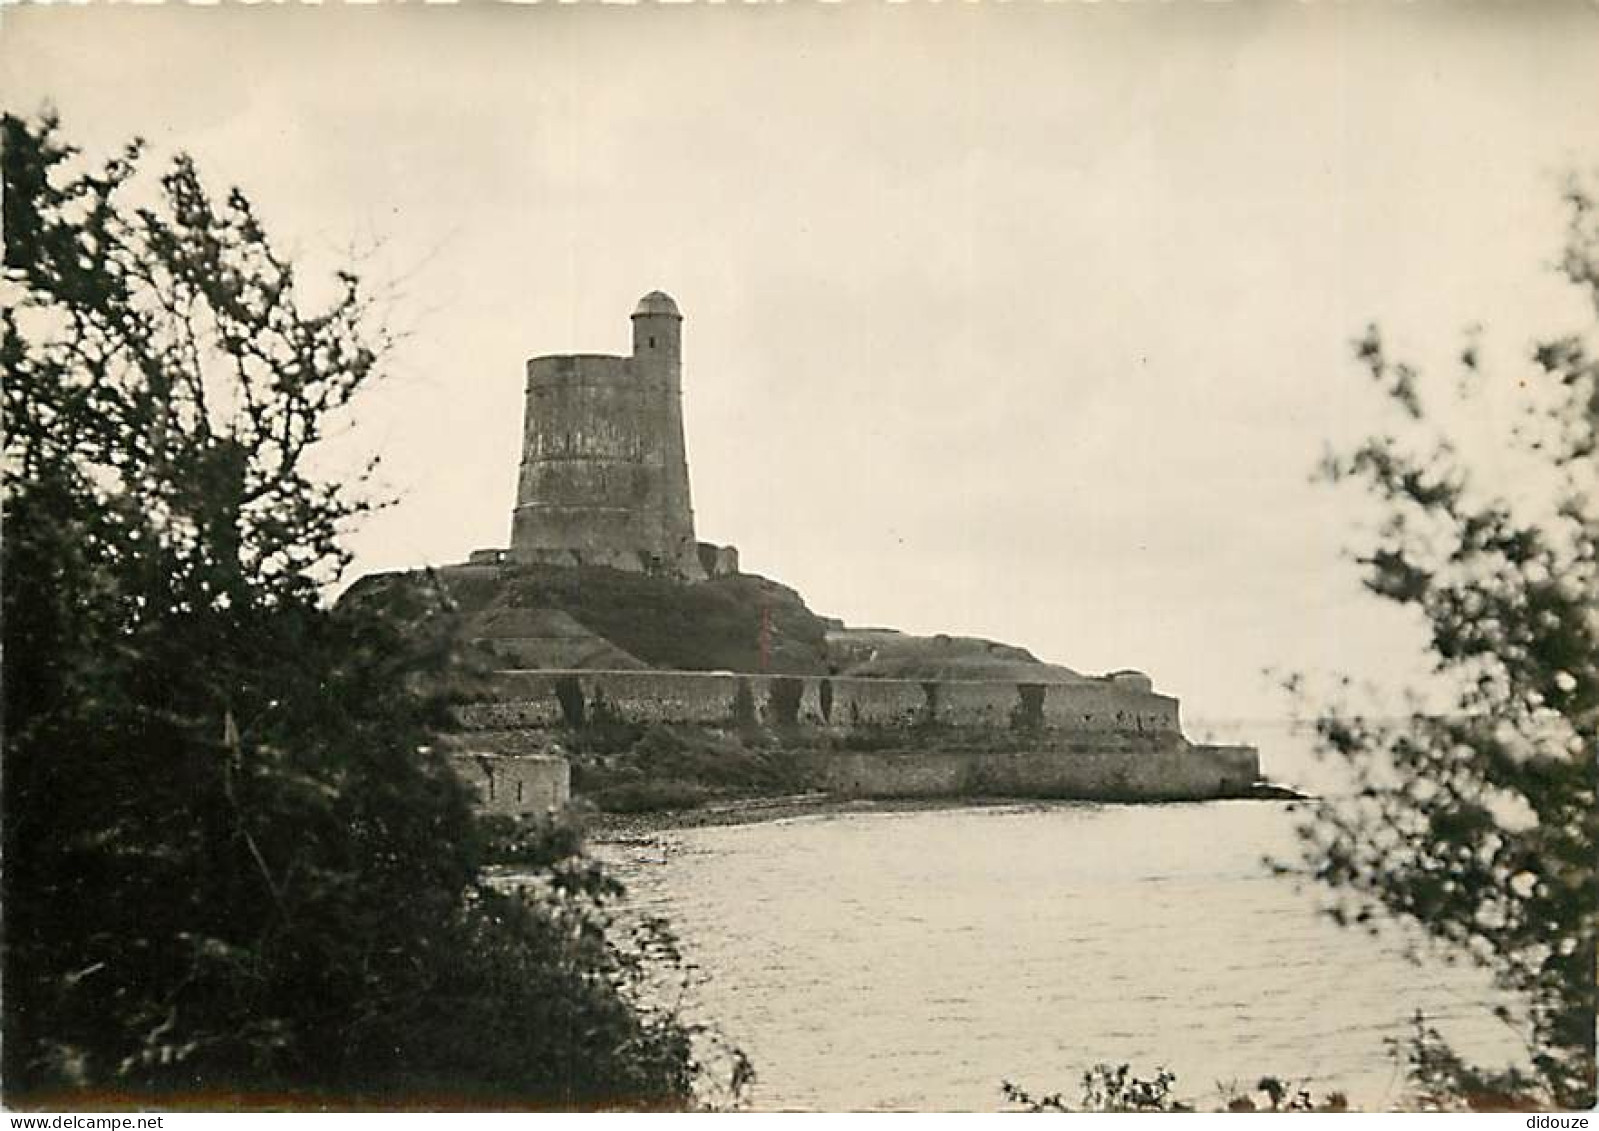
648;336;656;348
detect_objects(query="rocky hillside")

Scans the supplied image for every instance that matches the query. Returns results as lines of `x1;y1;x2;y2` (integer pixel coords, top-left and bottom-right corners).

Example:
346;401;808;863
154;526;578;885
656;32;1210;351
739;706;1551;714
342;562;1087;682
344;563;833;674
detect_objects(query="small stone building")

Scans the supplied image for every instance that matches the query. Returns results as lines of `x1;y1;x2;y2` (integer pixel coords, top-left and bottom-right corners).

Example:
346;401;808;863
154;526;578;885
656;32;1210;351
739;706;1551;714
450;752;570;816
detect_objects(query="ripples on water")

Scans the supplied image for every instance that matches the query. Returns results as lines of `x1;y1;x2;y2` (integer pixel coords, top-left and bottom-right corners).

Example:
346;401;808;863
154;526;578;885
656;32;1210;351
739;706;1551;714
600;740;1526;1111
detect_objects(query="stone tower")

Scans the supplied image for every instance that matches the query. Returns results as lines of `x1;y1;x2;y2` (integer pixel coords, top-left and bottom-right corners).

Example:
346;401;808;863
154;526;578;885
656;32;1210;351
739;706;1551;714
509;291;732;579
630;291;696;565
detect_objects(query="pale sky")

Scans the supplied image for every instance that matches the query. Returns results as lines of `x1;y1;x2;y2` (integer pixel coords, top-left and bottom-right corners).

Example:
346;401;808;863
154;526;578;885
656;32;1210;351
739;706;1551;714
5;1;1596;723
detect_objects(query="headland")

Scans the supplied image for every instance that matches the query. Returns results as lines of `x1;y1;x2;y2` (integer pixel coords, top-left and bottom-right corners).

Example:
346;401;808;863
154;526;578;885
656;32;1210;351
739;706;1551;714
346;292;1263;817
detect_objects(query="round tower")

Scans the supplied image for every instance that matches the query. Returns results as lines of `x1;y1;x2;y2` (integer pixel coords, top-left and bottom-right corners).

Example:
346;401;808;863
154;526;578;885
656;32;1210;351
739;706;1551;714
508;292;703;577
511;350;650;563
630;291;698;572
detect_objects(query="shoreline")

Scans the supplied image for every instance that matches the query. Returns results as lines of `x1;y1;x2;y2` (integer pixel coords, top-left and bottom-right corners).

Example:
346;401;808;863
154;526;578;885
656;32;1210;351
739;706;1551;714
583;787;1302;844
587;793;1026;842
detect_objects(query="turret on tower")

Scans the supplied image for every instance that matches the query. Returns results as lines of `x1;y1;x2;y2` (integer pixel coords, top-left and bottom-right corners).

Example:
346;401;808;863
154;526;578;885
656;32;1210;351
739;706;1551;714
631;289;682;359
631;291;697;572
504;292;737;581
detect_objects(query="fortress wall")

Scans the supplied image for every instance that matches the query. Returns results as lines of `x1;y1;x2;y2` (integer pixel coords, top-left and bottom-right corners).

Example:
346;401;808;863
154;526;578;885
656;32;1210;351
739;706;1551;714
449;669;1262;801
456;697;567;729
937;680;1022;728
588;671;743;723
455;669;1181;738
754;676;827;726
487;671;568;703
697;542;741;579
823;742;1259;801
1189;744;1262;783
460;671;732;726
1040;682;1181;734
825;678;932;727
824;749;968;796
798;678;832;725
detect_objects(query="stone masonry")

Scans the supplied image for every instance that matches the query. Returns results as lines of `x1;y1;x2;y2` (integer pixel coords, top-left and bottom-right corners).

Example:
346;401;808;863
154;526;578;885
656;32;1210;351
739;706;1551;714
505;292;735;580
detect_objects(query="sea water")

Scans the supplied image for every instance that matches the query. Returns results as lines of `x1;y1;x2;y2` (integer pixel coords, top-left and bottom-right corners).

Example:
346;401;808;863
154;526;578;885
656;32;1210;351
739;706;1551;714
597;723;1526;1111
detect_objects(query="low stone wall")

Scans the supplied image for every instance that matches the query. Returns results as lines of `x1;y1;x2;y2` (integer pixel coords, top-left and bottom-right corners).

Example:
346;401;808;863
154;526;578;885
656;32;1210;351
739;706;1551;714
821;741;1260;802
456;669;1182;737
450;669;1260;804
449;752;570;816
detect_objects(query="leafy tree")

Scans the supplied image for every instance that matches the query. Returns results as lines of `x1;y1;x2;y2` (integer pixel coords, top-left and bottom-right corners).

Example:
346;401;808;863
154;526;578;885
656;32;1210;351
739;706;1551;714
1285;176;1598;1109
2;112;727;1108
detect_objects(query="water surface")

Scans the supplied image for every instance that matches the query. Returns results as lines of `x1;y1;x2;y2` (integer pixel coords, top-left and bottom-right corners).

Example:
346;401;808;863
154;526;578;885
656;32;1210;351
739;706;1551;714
601;793;1523;1111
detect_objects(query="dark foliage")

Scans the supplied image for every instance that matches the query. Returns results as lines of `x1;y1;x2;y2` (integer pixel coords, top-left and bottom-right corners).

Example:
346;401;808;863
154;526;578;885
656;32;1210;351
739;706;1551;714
1;113;724;1108
568;724;815;814
1221;1076;1349;1114
1285;176;1599;1110
1002;1064;1346;1113
1389;1012;1544;1113
1003;1064;1189;1113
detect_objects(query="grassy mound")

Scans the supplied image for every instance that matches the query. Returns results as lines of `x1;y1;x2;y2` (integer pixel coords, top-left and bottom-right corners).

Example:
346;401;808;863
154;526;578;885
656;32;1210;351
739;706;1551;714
345;564;832;675
827;627;1083;682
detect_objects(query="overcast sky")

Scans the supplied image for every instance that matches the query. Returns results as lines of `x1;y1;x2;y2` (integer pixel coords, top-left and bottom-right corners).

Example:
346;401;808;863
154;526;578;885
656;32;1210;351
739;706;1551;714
5;1;1597;723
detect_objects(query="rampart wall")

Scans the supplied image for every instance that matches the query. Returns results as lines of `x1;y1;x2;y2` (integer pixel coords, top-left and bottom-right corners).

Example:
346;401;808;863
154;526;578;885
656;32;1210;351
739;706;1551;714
821;743;1259;801
452;670;1260;802
455;669;1183;736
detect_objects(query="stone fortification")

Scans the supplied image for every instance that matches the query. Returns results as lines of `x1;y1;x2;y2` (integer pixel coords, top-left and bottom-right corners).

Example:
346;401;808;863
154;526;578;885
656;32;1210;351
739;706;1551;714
820;744;1259;802
504;292;734;580
455;669;1183;734
449;752;570;816
414;288;1267;806
452;668;1259;802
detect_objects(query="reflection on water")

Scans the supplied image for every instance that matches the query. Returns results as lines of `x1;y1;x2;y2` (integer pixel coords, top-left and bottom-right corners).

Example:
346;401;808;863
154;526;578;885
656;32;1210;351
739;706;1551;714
601;783;1524;1110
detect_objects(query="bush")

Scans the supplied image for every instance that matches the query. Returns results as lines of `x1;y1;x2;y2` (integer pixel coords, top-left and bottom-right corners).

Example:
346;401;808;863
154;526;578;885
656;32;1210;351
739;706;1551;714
1;112;731;1109
1002;1064;1347;1114
566;725;817;813
1287;176;1598;1109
